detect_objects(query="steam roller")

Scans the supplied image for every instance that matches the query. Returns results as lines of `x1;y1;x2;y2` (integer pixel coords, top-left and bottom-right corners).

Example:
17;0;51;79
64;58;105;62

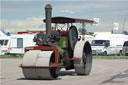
20;4;95;80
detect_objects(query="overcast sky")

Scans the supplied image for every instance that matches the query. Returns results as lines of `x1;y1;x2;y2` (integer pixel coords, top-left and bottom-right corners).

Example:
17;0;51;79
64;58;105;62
0;0;128;33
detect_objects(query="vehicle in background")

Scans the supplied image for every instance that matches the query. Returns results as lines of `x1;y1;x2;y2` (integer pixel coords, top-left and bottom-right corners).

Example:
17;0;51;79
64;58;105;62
0;36;11;55
0;30;11;55
91;34;128;56
9;34;36;54
78;34;94;43
122;41;128;56
91;39;109;56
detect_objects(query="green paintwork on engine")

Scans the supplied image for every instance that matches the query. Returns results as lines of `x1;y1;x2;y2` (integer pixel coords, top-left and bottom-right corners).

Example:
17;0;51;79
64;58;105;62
56;37;68;55
59;37;68;48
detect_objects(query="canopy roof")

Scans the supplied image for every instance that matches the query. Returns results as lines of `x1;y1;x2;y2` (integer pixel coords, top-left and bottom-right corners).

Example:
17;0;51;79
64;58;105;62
43;16;95;24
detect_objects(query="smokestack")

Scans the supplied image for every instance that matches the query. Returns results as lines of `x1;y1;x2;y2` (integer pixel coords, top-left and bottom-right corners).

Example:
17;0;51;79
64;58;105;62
45;4;52;35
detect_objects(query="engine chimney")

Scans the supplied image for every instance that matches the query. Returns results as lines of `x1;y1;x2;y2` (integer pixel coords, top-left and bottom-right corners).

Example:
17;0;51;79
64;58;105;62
45;4;52;35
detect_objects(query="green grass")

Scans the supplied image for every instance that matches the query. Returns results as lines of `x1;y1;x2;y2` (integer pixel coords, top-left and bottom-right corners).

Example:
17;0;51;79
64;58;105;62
0;54;23;59
94;56;128;59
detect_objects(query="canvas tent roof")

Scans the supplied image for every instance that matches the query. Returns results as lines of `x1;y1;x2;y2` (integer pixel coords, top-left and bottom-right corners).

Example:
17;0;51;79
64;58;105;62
43;16;95;24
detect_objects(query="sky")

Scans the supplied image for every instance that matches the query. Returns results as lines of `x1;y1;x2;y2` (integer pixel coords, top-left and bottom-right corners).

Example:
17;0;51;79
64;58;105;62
0;0;128;33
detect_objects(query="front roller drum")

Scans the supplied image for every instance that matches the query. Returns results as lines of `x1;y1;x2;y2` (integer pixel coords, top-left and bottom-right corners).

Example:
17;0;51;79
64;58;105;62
21;50;59;79
22;67;58;79
74;41;92;75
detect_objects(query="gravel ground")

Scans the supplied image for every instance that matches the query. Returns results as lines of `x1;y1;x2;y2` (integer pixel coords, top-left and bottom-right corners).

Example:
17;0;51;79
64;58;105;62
0;59;128;85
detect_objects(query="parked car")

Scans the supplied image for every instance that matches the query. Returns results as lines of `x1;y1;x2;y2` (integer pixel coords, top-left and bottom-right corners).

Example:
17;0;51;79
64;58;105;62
122;41;128;56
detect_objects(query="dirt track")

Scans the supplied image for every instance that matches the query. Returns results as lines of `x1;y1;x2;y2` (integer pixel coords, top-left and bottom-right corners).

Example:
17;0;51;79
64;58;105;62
0;59;128;85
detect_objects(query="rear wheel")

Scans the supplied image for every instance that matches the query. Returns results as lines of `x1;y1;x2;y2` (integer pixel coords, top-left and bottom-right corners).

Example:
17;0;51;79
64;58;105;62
125;53;128;56
68;26;78;50
103;51;107;56
119;51;123;56
81;49;92;75
74;41;92;75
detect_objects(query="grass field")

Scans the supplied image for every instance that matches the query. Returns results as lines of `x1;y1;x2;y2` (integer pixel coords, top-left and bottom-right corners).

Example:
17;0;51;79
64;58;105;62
0;54;23;59
0;54;128;59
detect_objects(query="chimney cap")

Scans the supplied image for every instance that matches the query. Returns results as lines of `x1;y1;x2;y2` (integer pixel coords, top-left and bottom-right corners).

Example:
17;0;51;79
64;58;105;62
45;4;52;10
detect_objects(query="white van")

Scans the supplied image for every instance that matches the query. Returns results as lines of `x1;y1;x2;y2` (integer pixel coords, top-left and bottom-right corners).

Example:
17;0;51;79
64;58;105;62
91;34;128;56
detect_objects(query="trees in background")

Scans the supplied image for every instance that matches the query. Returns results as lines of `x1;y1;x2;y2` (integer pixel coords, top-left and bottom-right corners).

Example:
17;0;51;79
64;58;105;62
78;28;87;35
